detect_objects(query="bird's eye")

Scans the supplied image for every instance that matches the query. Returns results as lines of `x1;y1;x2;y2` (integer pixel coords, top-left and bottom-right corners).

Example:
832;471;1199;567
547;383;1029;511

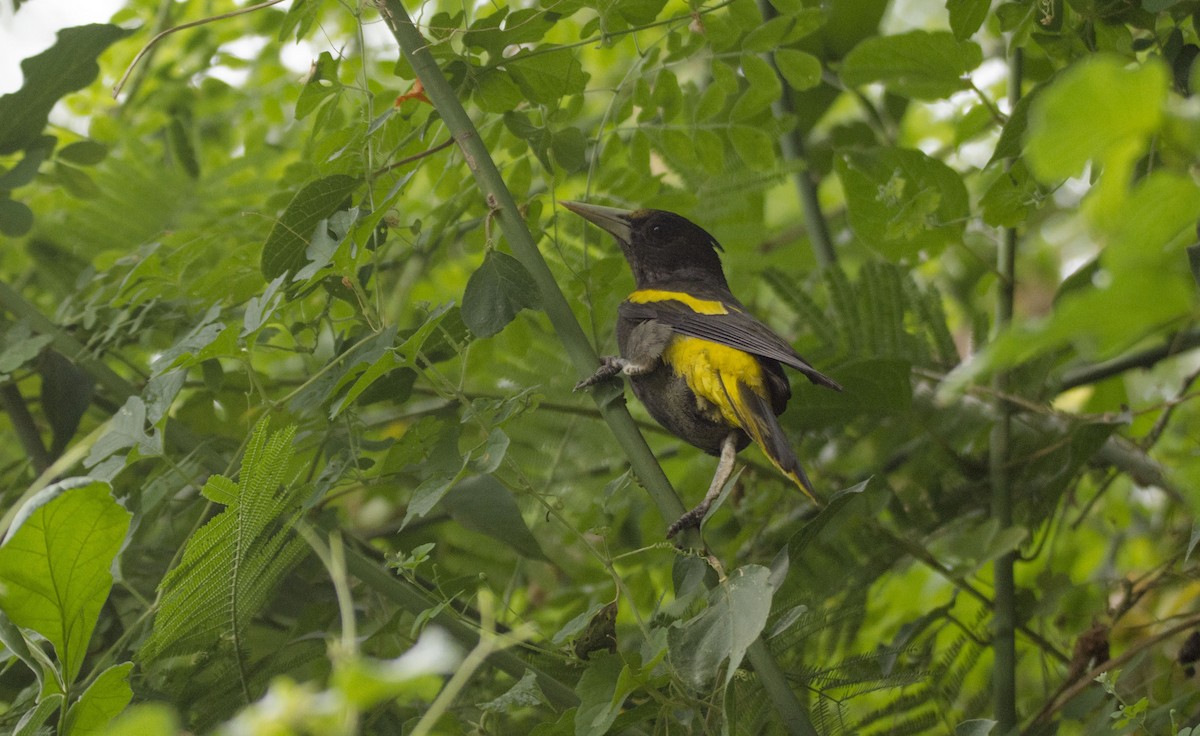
650;224;663;237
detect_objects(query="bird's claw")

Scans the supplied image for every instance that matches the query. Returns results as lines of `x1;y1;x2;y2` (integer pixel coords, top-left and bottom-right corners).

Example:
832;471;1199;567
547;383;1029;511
574;356;627;392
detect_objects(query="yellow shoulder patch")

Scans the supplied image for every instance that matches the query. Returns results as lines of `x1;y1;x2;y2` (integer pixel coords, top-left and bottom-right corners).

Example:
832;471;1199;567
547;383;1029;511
628;289;729;315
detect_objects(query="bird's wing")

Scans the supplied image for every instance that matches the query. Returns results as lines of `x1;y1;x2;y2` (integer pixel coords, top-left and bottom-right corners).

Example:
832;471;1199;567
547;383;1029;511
619;295;842;391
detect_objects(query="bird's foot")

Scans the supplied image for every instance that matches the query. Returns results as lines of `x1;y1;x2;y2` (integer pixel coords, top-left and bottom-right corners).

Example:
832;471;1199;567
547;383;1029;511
666;502;711;539
574;356;627;391
575;356;654;391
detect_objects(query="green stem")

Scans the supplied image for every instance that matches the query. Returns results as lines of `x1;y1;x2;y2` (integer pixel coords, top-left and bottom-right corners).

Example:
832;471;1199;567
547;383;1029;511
991;47;1023;735
746;640;819;736
374;5;818;732
756;0;836;268
0;383;51;473
375;0;685;526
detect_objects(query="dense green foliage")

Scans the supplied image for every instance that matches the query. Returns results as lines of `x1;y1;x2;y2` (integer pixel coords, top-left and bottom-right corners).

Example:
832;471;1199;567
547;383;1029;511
2;0;1200;733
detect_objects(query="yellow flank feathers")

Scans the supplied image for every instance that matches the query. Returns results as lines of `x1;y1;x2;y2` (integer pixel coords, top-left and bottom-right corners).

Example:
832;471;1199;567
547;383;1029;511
662;335;814;498
662;336;764;428
629;289;729;315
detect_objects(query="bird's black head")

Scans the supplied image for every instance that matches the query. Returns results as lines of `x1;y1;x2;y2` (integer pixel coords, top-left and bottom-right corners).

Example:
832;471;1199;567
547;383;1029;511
562;201;728;290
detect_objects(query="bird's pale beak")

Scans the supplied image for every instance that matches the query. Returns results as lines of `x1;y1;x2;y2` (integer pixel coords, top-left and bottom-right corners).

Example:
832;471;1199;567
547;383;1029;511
561;201;633;244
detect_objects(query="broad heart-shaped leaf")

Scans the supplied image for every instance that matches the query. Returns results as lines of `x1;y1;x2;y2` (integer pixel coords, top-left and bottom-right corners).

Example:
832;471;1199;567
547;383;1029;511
438;475;548;561
505;46;589;105
667;564;778;689
841;30;981;100
0;24;131;155
260;174;362;280
0;479;131;684
461;250;542;337
836;146;969;258
1025;55;1167;182
64;662;133;736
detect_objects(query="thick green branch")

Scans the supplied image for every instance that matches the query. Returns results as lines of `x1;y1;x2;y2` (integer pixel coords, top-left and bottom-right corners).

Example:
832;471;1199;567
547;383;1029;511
991;47;1024;734
374;4;818;733
374;1;684;528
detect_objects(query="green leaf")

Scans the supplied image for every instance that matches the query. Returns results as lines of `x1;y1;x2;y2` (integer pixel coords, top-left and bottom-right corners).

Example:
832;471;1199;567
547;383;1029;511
56;140;108;166
139;421;309;662
0;136;54;189
954;718;997;736
0;321;52;377
279;0;321;42
474;70;524;113
439;475;548;561
729;125;777;170
0;479;131;683
792;358;913;428
506;47;589;105
926;517;1027;575
261;174;362;280
97;703;179;736
461;250;542;338
0;196;34;236
1185;522;1200;563
841;30;982;100
1187;242;1200;290
551;126;588;173
668;564;777;689
480;670;547;713
14;694;64;736
295;51;342;120
55;162;101;199
38;350;94;455
775;49;823;91
0;24;131;155
64;662;133;736
0;611;46;689
988;83;1039;164
980;160;1039;228
730;54;781;120
947;0;991;40
84;396;162;469
574;653;633;736
836;146;969;257
1026;56;1167;181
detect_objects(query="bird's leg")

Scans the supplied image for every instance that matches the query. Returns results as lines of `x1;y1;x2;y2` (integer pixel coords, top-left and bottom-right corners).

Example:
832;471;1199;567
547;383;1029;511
574;356;655;391
667;432;739;538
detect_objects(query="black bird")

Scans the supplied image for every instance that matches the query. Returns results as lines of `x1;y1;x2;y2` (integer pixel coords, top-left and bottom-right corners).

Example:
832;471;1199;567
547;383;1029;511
564;201;842;536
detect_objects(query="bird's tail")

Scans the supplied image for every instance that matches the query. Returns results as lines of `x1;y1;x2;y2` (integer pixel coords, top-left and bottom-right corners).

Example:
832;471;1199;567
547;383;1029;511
719;377;818;502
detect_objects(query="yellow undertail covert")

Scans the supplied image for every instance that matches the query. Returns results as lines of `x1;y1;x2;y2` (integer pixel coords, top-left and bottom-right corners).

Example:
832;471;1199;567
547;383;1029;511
661;335;767;428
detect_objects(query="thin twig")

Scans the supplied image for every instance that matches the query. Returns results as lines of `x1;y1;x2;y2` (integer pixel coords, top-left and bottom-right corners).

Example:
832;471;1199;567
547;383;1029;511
371;137;455;177
1059;327;1200;391
1025;609;1200;731
990;46;1024;734
112;0;288;99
